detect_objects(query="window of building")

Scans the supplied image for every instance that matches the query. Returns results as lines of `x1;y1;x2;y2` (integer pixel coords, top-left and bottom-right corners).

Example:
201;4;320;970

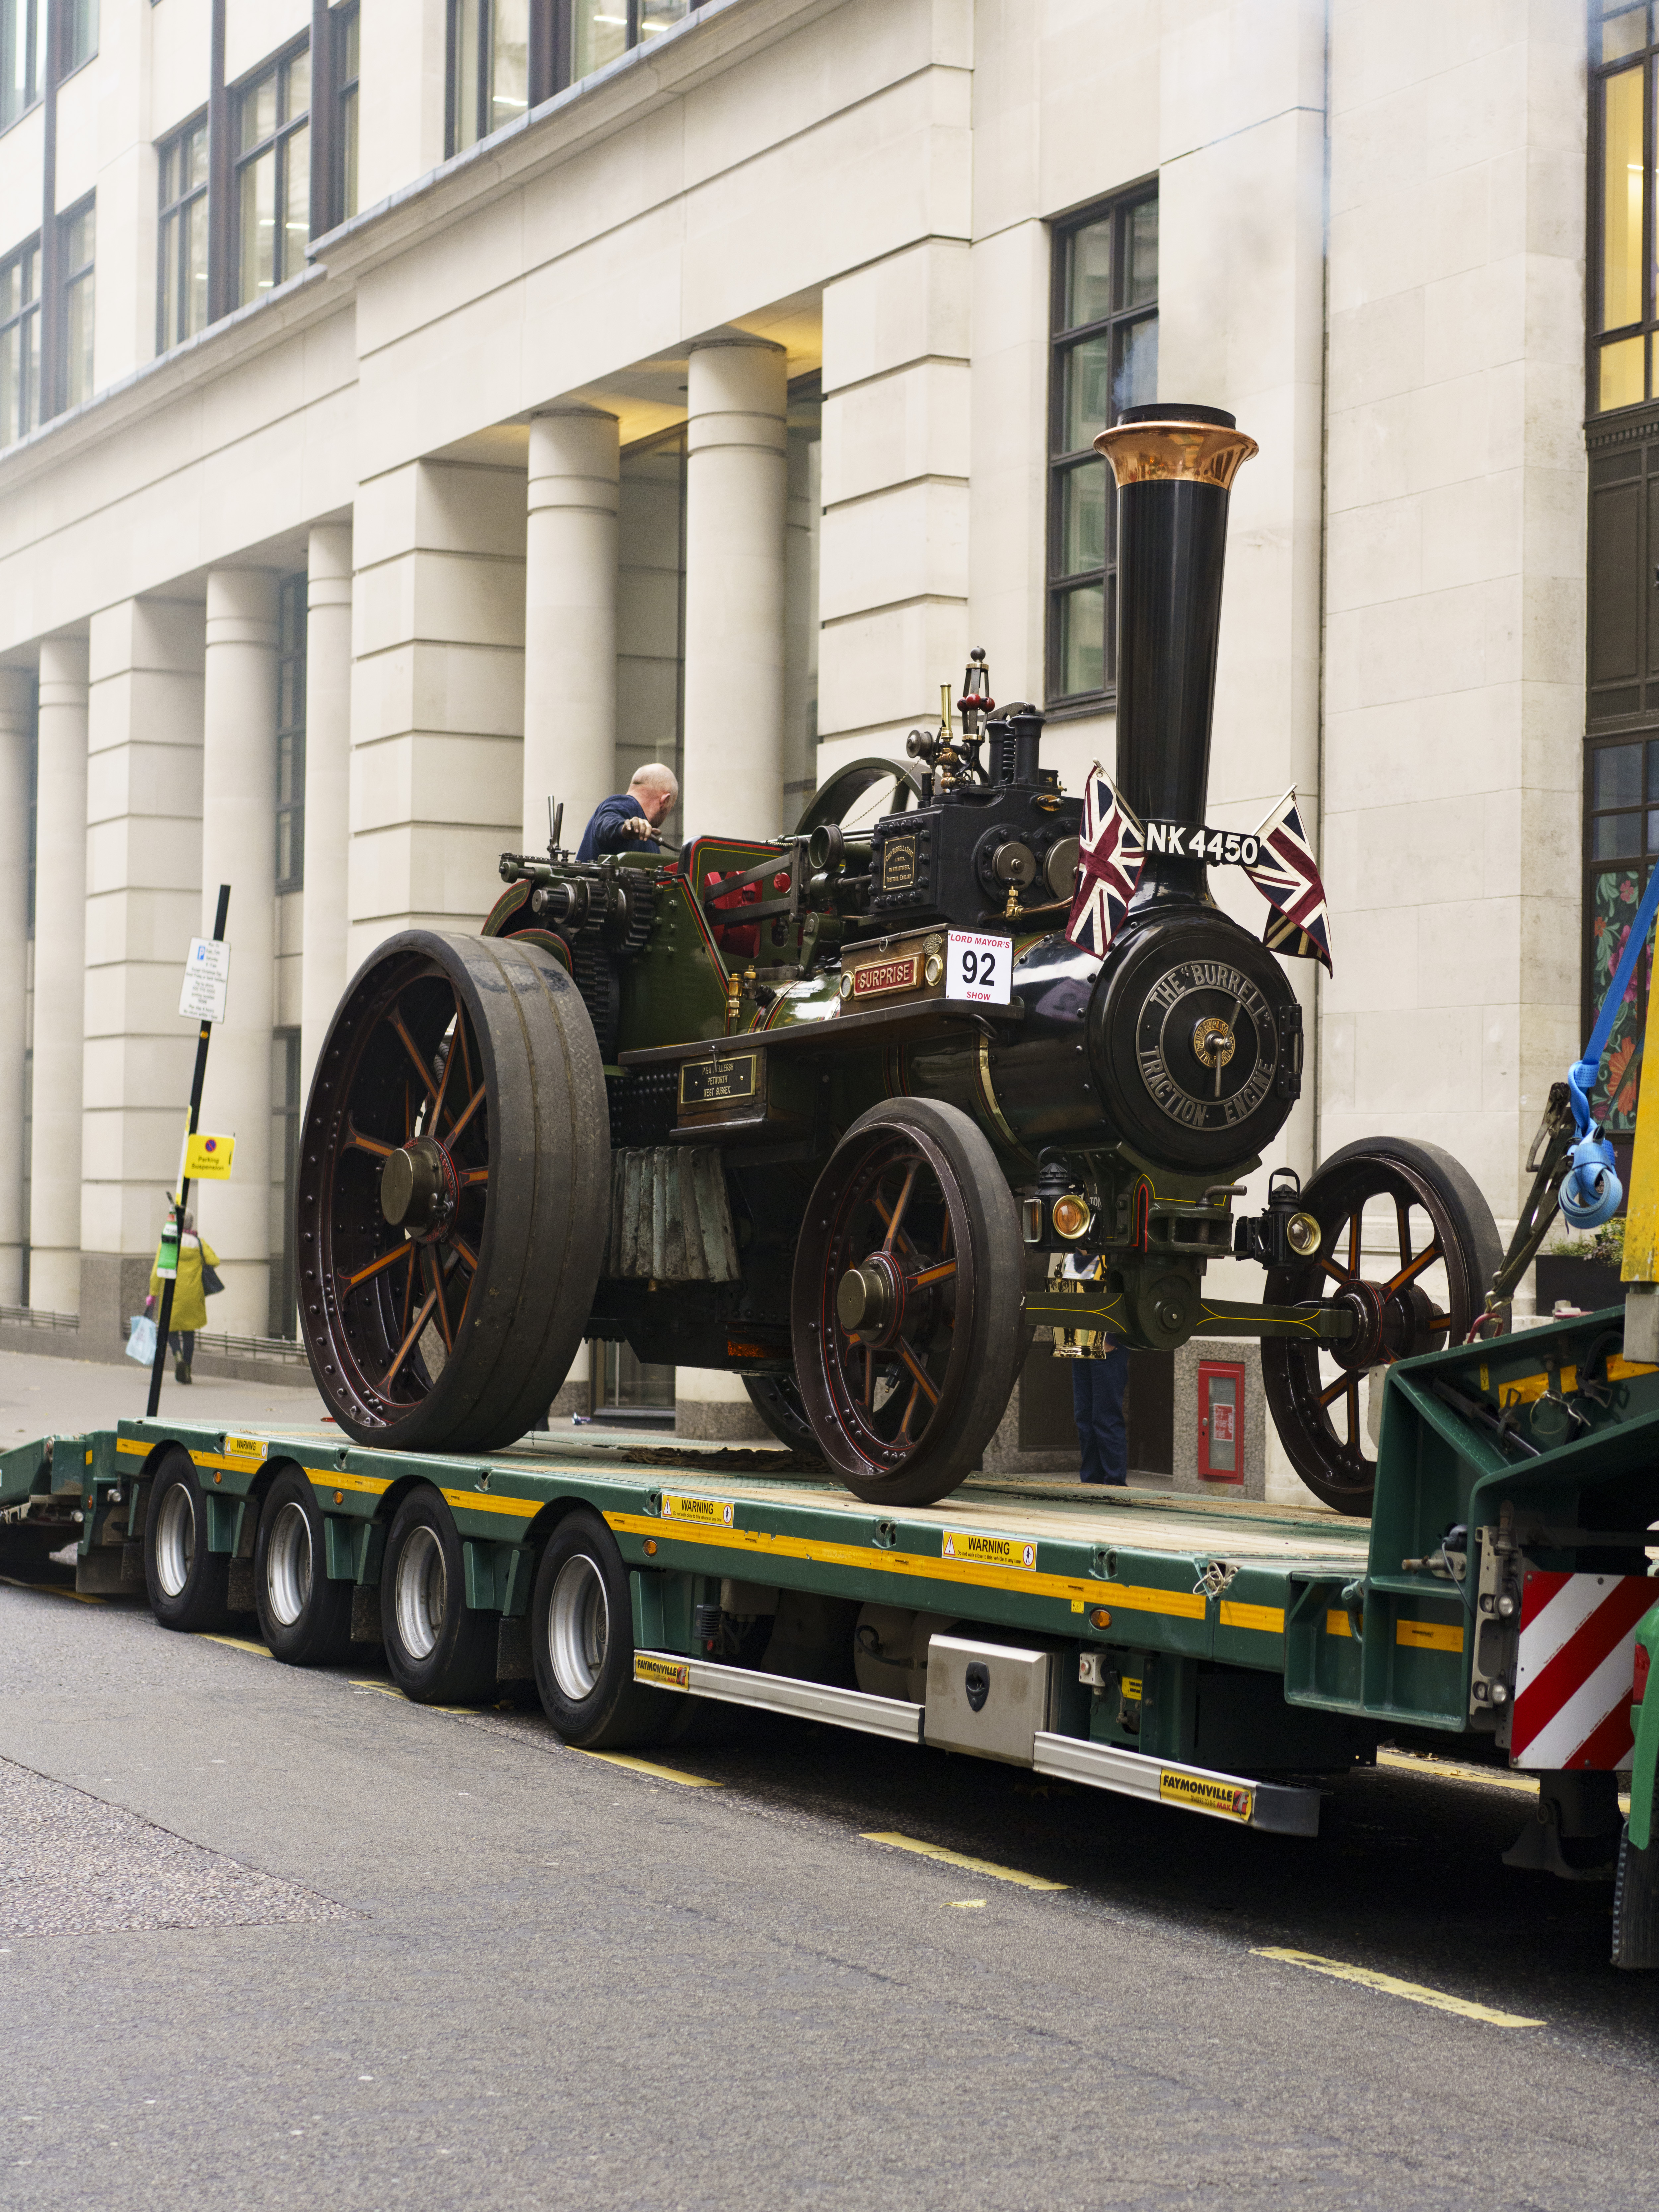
1;0;45;128
1046;188;1158;707
1584;734;1658;1139
571;0;686;77
337;2;360;220
449;0;528;154
0;238;39;445
62;0;95;73
276;573;306;890
1591;3;1659;413
158;116;208;352
58;199;93;409
235;43;310;305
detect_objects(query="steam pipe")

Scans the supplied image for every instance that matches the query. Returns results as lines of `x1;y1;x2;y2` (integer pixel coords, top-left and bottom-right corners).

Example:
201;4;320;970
1093;402;1258;912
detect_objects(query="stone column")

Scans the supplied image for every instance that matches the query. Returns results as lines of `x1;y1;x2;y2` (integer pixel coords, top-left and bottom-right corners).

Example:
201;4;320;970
198;569;278;1337
30;636;89;1315
300;525;353;1099
681;339;788;842
0;671;32;1303
821;243;971;777
350;456;526;971
524;408;618;854
81;599;205;1356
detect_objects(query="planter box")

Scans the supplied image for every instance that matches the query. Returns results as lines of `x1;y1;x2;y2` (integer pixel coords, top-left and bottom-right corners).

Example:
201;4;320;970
1535;1255;1625;1315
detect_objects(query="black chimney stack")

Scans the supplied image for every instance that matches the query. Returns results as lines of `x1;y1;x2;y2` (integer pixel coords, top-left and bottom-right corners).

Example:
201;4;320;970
1093;401;1257;910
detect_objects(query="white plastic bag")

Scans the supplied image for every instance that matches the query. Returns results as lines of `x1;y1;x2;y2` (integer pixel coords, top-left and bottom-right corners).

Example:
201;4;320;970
126;1315;157;1365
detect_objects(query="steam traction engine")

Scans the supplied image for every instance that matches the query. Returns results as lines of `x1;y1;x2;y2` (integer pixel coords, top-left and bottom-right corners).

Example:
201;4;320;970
297;403;1498;1514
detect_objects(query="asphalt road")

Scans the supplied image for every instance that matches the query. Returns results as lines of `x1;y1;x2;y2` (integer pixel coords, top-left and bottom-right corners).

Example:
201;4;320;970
1;1572;1656;2212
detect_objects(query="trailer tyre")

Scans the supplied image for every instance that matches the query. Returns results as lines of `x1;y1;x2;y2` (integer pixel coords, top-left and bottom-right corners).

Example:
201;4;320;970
531;1509;671;1748
142;1449;231;1633
253;1467;354;1667
379;1489;498;1704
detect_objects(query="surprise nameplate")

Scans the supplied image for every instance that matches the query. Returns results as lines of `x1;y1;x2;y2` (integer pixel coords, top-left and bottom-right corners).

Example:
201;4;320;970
851;954;921;999
679;1053;759;1108
1145;822;1262;866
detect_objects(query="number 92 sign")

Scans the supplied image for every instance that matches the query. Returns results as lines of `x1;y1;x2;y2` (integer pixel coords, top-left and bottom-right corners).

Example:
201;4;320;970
946;930;1011;1005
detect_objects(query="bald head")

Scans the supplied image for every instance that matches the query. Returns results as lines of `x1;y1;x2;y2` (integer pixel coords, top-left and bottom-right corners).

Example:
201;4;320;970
630;763;679;828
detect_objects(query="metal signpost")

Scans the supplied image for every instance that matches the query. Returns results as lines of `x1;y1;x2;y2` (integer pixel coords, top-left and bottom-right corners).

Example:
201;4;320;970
146;885;232;1418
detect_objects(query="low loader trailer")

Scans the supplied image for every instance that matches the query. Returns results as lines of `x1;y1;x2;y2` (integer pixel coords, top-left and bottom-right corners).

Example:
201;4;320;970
7;1302;1659;1970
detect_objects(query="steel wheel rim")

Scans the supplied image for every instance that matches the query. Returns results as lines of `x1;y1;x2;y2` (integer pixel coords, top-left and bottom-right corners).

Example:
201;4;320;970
395;1525;446;1660
1264;1159;1478;1507
263;1501;313;1628
801;1127;972;1482
300;949;493;1429
548;1554;609;1700
155;1481;194;1598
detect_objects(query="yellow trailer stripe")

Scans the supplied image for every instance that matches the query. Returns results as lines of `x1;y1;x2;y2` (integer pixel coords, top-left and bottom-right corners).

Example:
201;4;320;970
1218;1600;1284;1635
602;1508;1207;1618
1325;1608;1464;1653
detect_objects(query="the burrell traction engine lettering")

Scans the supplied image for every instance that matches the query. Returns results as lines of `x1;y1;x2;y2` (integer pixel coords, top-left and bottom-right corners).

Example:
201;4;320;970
297;401;1499;1519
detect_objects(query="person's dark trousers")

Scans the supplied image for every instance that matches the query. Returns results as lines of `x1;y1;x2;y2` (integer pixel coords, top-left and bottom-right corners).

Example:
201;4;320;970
1072;1346;1129;1485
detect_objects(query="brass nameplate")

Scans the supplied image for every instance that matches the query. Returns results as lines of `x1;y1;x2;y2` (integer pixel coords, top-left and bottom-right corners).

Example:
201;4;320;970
882;836;917;891
679;1053;759;1109
851;954;921;1000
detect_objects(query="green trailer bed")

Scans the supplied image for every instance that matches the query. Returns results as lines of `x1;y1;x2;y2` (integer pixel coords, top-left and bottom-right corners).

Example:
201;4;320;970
4;1315;1657;1903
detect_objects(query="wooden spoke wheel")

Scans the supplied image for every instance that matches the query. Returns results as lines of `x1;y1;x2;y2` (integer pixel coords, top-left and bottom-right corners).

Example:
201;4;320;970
792;1100;1025;1507
1260;1138;1501;1516
298;930;610;1453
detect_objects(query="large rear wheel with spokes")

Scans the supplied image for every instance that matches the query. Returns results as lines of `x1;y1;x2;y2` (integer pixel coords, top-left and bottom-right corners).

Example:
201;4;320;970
296;931;610;1452
792;1100;1025;1508
1261;1138;1501;1515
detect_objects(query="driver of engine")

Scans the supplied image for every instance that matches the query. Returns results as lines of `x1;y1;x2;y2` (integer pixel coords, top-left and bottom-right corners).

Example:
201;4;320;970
577;764;679;862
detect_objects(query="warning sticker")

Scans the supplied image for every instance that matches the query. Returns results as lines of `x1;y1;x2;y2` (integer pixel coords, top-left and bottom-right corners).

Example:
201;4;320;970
634;1654;691;1690
941;1531;1037;1571
660;1494;735;1528
1158;1768;1254;1823
221;1434;268;1464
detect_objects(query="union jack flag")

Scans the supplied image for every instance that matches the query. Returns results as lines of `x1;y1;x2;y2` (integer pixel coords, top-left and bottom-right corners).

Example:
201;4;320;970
1244;788;1333;975
1064;765;1144;959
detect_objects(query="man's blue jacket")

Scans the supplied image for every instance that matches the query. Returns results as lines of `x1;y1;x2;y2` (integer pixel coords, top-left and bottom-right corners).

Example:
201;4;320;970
577;794;660;862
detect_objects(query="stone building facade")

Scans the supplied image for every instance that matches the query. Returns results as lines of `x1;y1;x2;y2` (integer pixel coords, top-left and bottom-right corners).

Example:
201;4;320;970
0;0;1604;1464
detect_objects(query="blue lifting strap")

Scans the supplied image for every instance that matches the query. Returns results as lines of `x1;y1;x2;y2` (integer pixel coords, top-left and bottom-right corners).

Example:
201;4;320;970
1563;865;1659;1228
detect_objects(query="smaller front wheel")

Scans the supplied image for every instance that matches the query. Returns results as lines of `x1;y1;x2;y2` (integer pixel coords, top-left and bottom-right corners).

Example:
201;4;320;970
143;1449;231;1632
379;1490;498;1704
253;1468;354;1667
530;1510;673;1748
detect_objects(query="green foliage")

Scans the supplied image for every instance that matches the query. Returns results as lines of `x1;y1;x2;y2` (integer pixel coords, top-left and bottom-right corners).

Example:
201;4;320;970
1546;1215;1625;1268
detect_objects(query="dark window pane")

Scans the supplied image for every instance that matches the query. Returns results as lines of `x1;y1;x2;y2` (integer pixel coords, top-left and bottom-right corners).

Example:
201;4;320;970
1592;868;1649;1130
1124;199;1158;309
1595;810;1642;857
187;118;208;189
1056;584;1106;697
639;0;687;39
284;120;309;272
1056;461;1106;578
492;0;529;126
285;44;310;120
1113;316;1157;414
1063;218;1112;330
1597;742;1644;808
1060;334;1111;453
241;67;278;152
1601;4;1648;61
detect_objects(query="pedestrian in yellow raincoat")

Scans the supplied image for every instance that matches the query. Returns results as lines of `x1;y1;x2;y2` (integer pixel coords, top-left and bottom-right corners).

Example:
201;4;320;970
146;1205;220;1385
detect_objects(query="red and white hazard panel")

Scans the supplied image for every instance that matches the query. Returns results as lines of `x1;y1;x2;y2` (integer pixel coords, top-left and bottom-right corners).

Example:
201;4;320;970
1511;1571;1659;1771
